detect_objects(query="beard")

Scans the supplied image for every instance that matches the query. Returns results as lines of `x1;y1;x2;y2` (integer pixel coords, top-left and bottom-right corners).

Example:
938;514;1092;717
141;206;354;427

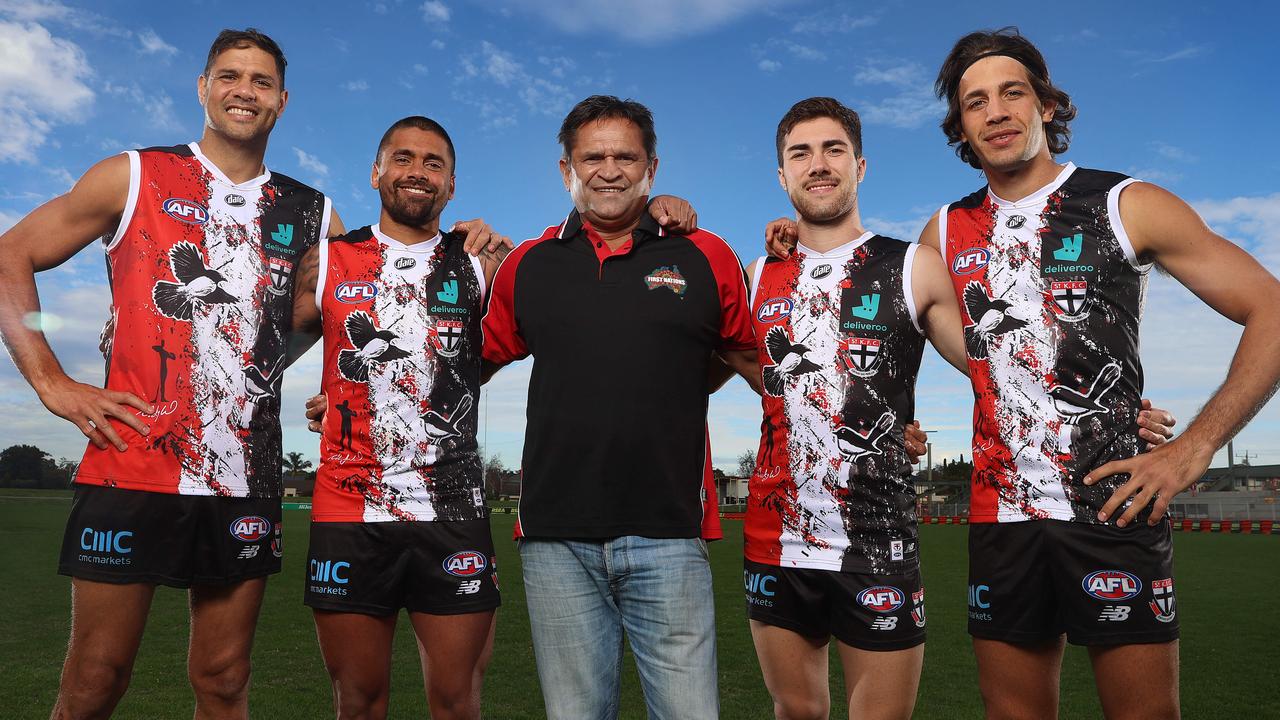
787;177;858;225
379;182;446;228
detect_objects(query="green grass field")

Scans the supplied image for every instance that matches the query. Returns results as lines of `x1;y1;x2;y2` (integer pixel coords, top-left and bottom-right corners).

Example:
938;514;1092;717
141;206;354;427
2;490;1277;719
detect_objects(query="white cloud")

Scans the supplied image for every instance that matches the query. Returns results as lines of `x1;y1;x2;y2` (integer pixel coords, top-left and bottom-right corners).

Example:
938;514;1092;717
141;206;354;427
103;82;182;133
341;79;370;91
487;0;790;42
430;39;446;50
1147;45;1206;63
758;58;781;73
1153;142;1196;163
292;147;330;179
1123;167;1183;186
460;42;573;118
136;28;176;56
0;21;94;163
421;0;450;22
788;9;877;34
413;63;429;75
850;60;943;129
537;55;575;79
855;61;926;87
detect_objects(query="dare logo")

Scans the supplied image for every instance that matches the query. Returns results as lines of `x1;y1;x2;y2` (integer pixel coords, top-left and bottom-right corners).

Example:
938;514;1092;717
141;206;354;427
951;247;990;275
857;585;905;613
756;297;792;323
1082;570;1142;601
229;515;272;542
163;198;209;225
335;281;378;304
443;550;488;577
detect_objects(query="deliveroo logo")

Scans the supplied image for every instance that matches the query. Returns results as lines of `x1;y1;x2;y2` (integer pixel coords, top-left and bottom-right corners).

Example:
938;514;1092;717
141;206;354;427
270;223;294;247
851;293;880;320
1053;233;1083;262
436;279;459;304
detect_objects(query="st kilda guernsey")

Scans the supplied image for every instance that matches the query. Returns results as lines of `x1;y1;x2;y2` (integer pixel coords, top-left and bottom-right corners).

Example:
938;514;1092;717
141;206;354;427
312;225;486;523
745;233;926;573
940;163;1150;524
77;143;330;497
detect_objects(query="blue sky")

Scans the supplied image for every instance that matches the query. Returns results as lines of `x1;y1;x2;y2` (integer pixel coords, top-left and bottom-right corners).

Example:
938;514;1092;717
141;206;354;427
1;0;1278;473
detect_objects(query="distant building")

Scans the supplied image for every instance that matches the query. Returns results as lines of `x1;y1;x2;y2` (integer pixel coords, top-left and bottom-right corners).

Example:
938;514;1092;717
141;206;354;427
283;472;315;497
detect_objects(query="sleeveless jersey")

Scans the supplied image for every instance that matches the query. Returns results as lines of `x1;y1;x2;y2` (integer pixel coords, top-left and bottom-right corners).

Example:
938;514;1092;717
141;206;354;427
76;143;330;497
744;233;925;573
313;225;486;523
940;164;1149;523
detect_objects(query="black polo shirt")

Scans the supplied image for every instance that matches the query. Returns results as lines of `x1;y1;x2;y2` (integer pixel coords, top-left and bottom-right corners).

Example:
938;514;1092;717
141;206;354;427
482;209;754;539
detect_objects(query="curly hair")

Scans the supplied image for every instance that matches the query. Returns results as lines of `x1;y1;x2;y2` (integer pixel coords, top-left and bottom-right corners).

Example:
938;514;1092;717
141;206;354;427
934;27;1076;169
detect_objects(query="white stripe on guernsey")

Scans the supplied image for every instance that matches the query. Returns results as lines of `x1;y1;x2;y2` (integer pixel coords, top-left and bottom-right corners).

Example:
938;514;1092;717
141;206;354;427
104;150;140;253
936;205;949;260
748;256;767;307
187;141;271;188
318;196;333;242
314;236;330;313
179;182;269;496
469;252;487;302
1107;178;1152;273
985;210;1072;521
902;243;923;335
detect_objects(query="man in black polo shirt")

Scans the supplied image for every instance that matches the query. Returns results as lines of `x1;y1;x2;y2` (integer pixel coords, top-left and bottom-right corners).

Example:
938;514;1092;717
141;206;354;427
482;95;757;720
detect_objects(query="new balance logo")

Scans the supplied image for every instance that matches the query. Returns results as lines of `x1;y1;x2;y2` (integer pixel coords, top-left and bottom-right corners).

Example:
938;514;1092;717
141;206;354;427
870;616;898;631
1097;605;1131;622
456;580;482;595
237;545;260;560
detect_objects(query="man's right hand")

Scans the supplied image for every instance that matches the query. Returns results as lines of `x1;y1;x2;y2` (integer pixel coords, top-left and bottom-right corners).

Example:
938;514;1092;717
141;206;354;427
306;393;327;433
38;376;152;451
766;217;799;259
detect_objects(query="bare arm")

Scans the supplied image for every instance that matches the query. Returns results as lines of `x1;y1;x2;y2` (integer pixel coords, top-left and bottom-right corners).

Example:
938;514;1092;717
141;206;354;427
1087;182;1280;525
0;154;152;450
287;243;323;367
911;242;969;375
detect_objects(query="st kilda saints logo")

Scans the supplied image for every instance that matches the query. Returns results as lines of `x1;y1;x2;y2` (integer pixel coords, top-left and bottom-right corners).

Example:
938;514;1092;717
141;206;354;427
1051;280;1090;320
839;336;881;378
1149;578;1176;623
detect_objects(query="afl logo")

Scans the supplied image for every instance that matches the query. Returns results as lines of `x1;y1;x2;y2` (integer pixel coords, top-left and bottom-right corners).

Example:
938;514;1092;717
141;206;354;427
857;585;905;613
163;198;208;225
952;248;990;275
335;281;378;304
1082;570;1142;601
757;297;793;323
229;515;272;542
443;550;488;577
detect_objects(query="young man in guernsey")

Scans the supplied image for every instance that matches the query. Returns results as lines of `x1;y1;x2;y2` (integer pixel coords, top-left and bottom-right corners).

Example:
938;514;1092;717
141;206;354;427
919;28;1280;719
741;97;971;720
0;29;340;719
755;99;1177;720
292;115;699;719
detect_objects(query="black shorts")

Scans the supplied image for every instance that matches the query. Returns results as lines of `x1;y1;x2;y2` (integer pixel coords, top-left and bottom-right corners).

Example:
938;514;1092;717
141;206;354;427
967;519;1179;646
304;518;500;616
58;484;282;588
744;559;926;651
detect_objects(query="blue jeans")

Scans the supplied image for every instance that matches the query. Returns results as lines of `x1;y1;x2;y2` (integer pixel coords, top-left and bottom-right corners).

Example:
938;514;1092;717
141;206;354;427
519;537;719;720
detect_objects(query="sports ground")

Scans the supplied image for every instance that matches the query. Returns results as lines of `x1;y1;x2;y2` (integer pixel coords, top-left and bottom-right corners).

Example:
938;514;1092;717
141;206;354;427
3;490;1276;719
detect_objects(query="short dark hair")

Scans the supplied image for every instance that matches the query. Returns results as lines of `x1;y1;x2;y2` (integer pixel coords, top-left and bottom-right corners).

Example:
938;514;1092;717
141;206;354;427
934;27;1076;169
375;116;457;171
204;28;287;86
775;97;863;166
557;95;657;160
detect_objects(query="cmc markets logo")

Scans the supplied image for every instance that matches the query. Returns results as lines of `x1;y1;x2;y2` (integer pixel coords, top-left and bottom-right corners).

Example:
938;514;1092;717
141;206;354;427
80;527;132;554
743;570;776;597
335;281;378;304
756;297;792;323
443;550;487;577
309;559;350;584
162;198;208;225
857;585;905;613
952;248;990;275
1082;570;1142;601
229;515;272;542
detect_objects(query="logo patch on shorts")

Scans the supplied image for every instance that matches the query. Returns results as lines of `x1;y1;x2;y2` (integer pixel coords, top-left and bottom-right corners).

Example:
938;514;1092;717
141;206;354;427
857;585;904;613
443;550;487;577
1149;578;1176;623
229;515;272;542
1082;570;1142;601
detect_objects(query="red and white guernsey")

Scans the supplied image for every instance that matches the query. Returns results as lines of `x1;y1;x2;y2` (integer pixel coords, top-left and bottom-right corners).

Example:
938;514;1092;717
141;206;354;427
76;143;330;497
745;233;925;573
941;164;1149;524
313;225;486;523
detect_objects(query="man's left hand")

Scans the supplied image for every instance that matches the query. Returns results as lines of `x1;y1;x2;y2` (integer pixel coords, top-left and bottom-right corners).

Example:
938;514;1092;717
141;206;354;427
649;195;697;234
1084;439;1211;527
452;218;512;262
